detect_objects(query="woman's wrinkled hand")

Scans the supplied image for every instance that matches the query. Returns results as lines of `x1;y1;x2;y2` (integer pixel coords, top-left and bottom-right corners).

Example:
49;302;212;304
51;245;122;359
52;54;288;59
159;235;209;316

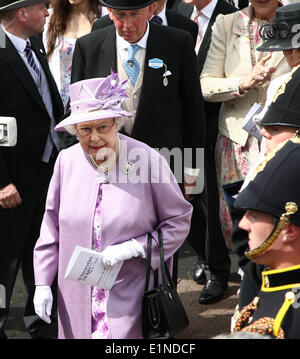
239;54;276;93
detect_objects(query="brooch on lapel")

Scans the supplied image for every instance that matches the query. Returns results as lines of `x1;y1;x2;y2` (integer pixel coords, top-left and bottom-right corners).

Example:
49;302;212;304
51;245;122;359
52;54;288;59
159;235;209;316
121;160;136;175
148;58;172;87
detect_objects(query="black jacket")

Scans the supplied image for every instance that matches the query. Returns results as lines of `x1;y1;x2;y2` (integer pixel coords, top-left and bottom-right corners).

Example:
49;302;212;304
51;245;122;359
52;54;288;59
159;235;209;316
0;31;63;194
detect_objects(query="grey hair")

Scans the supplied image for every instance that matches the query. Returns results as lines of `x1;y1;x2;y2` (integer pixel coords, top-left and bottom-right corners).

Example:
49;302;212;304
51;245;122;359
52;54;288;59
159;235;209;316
63;117;127;136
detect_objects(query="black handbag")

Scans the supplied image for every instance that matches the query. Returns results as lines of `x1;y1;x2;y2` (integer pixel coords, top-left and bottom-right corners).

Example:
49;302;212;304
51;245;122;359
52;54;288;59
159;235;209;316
141;229;189;339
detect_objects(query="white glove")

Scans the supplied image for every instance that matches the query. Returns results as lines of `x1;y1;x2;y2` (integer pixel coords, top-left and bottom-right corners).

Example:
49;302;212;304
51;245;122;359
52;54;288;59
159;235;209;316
101;239;145;266
33;285;53;324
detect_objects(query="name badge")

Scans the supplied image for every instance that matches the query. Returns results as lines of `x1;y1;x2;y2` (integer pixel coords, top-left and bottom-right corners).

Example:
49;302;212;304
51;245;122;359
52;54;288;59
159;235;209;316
148;58;164;69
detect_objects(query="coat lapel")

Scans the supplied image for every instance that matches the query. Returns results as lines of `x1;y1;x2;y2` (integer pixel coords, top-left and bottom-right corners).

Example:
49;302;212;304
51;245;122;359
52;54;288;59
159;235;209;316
199;0;226;56
232;7;253;70
30;36;63;120
197;11;216;70
4;34;48;114
99;26;117;74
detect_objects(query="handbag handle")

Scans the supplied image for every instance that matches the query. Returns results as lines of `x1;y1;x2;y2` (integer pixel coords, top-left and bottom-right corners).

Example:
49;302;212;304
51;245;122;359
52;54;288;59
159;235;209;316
157;229;175;291
144;230;174;292
157;229;168;289
144;233;152;292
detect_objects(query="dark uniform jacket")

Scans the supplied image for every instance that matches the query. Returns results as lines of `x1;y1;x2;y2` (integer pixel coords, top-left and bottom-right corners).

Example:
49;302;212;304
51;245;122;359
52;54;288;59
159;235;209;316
249;266;300;339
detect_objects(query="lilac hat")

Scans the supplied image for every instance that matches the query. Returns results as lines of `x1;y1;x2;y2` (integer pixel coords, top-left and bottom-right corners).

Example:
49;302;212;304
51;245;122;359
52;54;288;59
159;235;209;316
55;72;132;132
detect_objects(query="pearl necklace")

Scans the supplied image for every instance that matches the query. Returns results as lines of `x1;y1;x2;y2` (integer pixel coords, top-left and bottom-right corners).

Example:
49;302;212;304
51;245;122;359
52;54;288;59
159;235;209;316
248;3;283;68
89;136;120;173
248;9;256;68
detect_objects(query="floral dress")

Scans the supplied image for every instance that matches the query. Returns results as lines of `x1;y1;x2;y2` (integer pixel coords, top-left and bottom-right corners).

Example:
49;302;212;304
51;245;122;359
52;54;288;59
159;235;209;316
91;186;110;339
215;12;270;248
59;36;76;110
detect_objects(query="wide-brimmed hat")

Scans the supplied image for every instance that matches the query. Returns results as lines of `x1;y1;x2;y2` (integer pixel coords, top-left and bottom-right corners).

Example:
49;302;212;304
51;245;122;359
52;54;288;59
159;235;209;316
0;0;44;12
257;3;300;52
99;0;155;10
261;65;300;128
55;73;132;132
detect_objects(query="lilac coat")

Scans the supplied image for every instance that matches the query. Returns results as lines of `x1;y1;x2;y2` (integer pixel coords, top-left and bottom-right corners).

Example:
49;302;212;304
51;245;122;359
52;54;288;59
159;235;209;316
34;134;192;339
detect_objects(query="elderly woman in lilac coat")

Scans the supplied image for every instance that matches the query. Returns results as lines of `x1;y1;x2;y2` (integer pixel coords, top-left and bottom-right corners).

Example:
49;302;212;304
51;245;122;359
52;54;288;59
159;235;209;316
33;73;193;339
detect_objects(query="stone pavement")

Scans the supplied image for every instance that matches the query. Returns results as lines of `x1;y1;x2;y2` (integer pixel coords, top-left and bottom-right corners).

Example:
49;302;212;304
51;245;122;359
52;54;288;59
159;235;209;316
5;242;240;339
175;243;240;339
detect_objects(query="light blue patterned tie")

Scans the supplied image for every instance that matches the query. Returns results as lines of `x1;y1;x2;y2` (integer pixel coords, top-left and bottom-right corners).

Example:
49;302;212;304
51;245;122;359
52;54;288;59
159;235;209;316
124;44;140;87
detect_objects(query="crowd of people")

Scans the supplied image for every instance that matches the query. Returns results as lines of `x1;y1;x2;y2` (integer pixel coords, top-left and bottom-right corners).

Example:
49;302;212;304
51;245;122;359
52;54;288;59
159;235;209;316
0;0;300;340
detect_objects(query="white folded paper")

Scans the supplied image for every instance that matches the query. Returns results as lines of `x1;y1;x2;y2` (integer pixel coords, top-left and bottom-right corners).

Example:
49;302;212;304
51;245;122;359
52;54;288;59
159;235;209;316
65;245;123;290
242;103;264;141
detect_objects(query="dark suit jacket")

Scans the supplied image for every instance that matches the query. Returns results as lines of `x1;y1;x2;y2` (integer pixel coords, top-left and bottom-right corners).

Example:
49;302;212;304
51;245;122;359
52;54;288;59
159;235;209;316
174;0;237;74
72;23;205;169
0;30;64;196
92;10;198;46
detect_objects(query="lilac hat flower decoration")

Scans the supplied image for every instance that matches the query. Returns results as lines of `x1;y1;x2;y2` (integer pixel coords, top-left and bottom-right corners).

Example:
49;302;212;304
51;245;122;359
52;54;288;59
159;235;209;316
55;72;132;132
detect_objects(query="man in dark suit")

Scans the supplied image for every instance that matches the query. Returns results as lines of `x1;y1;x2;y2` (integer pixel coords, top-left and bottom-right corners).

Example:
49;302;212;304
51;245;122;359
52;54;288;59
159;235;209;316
0;0;64;338
92;0;198;46
72;0;206;285
173;0;237;304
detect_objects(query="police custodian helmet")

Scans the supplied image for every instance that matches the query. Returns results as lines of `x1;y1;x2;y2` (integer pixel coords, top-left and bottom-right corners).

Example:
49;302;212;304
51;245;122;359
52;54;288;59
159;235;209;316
235;138;300;259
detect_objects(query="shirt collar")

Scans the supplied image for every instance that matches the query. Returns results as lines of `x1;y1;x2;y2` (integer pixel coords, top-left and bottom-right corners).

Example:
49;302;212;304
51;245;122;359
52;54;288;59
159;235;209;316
195;0;218;19
117;21;150;50
156;5;167;25
1;24;29;53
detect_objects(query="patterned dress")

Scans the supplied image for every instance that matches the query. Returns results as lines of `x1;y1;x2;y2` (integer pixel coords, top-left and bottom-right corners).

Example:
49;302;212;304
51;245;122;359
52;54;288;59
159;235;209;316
59;36;76;110
91;186;110;339
215;13;269;248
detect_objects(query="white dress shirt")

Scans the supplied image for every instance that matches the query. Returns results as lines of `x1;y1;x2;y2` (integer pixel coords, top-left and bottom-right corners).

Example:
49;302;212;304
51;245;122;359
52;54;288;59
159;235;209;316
156;5;168;26
192;0;218;53
116;21;149;70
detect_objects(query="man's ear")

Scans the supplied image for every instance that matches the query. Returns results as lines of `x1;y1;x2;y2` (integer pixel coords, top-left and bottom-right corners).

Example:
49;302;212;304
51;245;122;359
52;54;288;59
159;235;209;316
107;7;113;21
147;2;156;19
282;223;300;243
16;7;27;23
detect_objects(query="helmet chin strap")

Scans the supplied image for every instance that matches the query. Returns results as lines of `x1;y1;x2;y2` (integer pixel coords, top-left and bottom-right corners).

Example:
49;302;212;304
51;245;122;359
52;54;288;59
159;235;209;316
244;202;298;260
